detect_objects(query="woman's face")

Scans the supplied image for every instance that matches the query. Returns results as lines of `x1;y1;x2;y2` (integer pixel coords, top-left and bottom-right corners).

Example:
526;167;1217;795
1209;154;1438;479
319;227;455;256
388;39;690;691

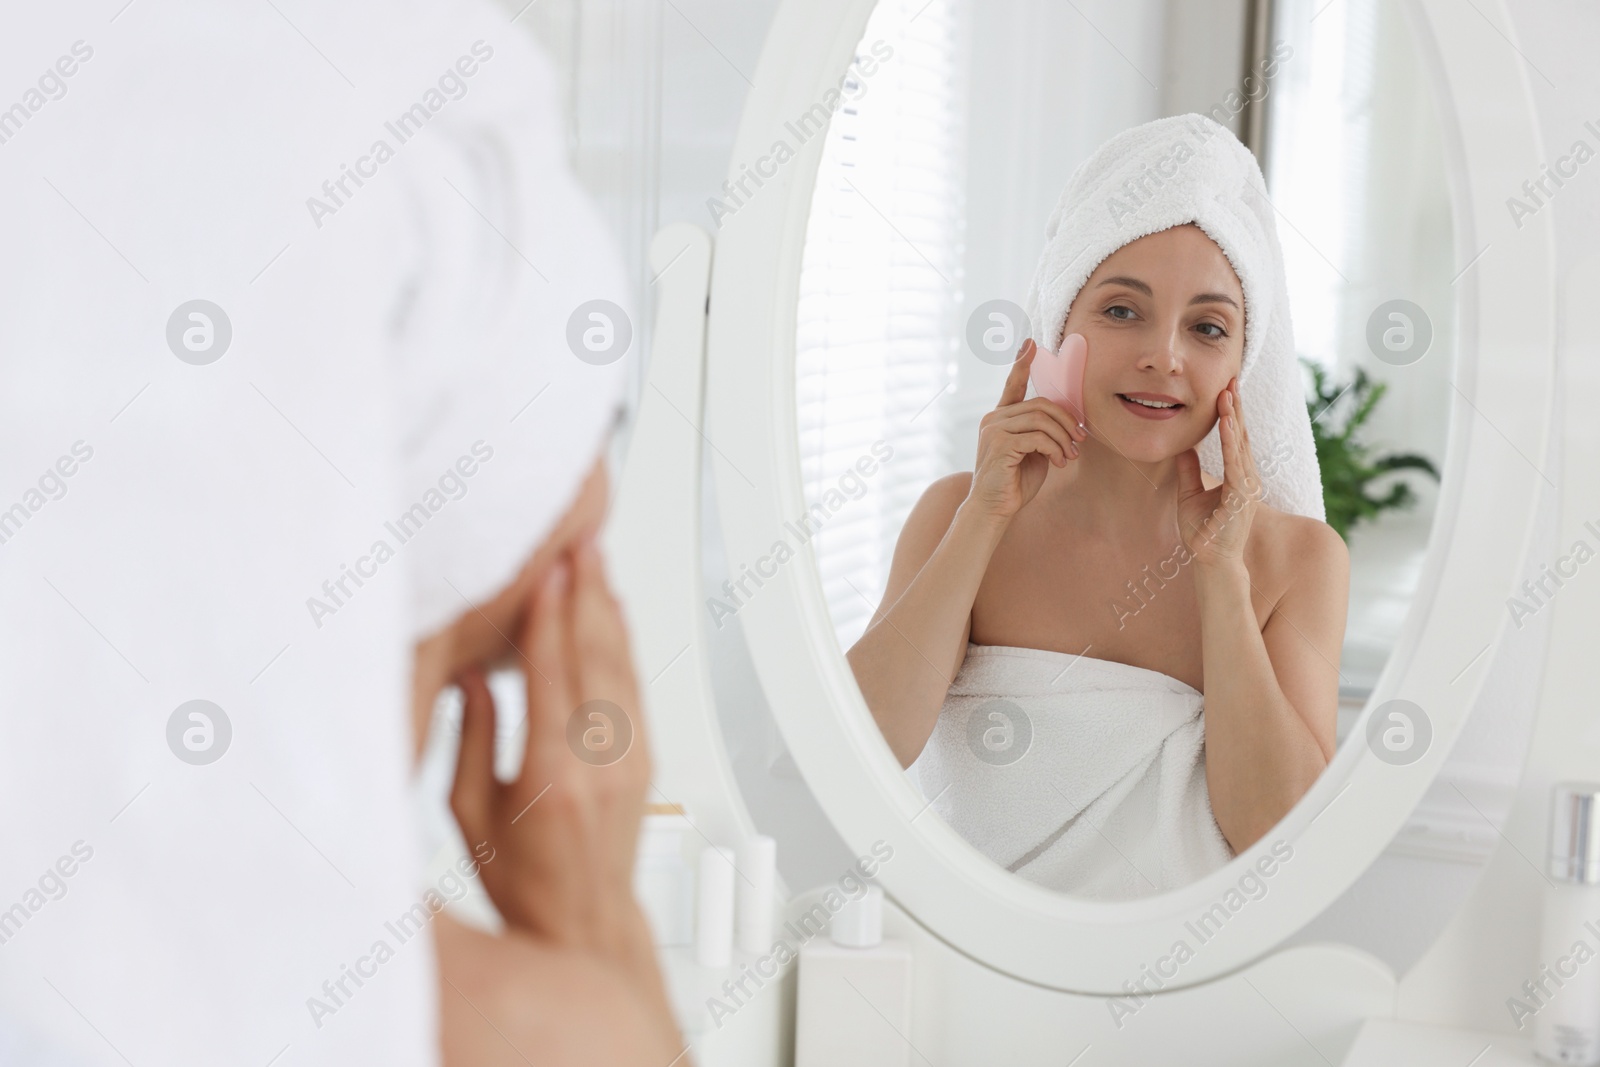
1060;224;1245;464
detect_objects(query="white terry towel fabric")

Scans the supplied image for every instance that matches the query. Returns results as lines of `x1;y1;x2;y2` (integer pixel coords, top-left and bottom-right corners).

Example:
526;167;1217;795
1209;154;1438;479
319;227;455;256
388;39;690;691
1022;113;1326;522
909;644;1232;900
0;4;627;1065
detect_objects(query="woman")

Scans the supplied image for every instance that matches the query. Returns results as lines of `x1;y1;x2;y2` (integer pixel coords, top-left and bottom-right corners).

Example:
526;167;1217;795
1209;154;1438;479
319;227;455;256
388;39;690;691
846;115;1349;899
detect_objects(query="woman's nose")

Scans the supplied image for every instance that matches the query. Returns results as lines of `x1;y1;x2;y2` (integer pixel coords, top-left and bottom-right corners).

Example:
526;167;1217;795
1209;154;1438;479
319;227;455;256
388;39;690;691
1139;325;1185;373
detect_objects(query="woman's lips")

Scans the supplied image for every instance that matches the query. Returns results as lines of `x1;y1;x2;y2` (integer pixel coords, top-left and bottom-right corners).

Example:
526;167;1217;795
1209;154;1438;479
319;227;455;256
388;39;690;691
1116;393;1185;420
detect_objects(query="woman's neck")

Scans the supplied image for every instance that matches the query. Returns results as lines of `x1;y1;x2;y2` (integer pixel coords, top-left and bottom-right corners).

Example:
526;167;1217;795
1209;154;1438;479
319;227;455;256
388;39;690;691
1037;433;1185;535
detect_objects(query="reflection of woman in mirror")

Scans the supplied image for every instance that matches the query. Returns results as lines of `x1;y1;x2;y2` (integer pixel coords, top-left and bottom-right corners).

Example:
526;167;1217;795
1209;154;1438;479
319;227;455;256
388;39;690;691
845;114;1349;899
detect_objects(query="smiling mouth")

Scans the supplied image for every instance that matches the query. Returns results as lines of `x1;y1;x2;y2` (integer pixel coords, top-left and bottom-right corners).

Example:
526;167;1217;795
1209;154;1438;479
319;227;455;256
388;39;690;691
1116;393;1184;410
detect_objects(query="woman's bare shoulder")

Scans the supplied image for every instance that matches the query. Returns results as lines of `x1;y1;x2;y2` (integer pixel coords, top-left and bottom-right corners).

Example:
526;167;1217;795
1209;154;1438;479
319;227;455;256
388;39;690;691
1249;502;1349;596
925;470;973;506
897;472;973;547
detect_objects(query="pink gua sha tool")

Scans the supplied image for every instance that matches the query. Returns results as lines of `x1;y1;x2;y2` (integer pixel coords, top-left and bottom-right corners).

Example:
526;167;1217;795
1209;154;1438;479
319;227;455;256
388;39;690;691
1028;332;1088;427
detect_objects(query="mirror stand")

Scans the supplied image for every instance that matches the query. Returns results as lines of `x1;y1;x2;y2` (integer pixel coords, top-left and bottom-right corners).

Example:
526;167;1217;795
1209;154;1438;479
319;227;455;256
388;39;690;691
605;223;786;1066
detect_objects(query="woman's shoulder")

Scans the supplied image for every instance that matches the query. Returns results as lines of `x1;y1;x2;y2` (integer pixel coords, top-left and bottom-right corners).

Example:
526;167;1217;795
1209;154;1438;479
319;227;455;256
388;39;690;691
909;471;974;526
928;470;974;497
1250;502;1345;556
1247;501;1349;595
889;472;972;556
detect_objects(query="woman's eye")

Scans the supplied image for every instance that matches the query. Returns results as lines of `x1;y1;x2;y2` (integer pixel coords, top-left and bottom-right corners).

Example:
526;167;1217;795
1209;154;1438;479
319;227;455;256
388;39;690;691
1105;305;1135;321
1195;322;1226;338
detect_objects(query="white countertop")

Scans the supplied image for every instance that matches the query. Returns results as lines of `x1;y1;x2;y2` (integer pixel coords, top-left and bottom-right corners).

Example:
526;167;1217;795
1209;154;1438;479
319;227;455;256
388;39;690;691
1342;1018;1541;1066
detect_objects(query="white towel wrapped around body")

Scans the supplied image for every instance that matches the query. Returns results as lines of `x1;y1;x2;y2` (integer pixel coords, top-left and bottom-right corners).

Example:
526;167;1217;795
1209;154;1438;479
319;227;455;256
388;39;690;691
909;643;1233;900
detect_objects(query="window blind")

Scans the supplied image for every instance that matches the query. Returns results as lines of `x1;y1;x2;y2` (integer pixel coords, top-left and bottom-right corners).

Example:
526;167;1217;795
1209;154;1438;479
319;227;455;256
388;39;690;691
794;0;969;652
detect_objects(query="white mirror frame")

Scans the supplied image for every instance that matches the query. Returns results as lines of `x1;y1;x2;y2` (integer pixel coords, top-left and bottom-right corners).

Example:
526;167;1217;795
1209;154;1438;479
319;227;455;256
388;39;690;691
705;0;1555;992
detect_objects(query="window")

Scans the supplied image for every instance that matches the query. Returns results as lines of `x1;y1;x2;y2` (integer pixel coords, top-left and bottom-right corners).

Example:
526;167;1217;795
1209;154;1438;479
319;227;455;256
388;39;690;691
793;0;969;651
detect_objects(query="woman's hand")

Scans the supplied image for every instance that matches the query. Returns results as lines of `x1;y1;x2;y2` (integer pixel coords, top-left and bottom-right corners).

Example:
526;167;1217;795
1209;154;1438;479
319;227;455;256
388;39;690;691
1176;377;1260;569
448;535;664;1000
967;339;1088;523
439;534;688;1065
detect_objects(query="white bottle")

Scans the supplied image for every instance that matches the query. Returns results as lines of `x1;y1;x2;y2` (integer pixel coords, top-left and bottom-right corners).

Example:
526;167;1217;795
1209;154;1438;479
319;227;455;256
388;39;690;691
1534;782;1600;1065
736;834;777;954
695;845;736;968
794;885;913;1067
633;805;694;946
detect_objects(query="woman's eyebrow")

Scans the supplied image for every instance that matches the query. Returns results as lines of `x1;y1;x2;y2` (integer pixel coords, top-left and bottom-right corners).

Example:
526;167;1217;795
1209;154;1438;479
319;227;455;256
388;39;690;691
1094;276;1152;295
1093;276;1239;310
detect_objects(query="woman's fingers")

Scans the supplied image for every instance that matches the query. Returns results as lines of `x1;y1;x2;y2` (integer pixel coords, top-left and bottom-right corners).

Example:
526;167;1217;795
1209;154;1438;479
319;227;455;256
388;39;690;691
991;409;1078;459
567;537;647;780
1235;383;1248;451
993;396;1087;442
977;423;1062;470
521;556;576;783
450;668;498;841
566;536;651;884
1221;393;1241;492
1058;401;1090;442
1217;379;1259;511
1006;430;1069;467
1232;381;1260;492
996;339;1036;409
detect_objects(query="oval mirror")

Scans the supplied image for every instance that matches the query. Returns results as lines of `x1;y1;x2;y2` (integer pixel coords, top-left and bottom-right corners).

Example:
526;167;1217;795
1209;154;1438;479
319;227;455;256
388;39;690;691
705;0;1553;990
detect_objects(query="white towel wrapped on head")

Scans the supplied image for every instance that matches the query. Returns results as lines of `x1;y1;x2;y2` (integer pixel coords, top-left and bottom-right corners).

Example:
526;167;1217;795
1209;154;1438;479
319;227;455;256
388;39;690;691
1022;112;1326;522
0;5;628;1063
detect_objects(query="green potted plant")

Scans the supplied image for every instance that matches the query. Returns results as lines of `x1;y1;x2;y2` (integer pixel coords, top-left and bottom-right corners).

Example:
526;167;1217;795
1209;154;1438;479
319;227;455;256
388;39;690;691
1302;357;1440;541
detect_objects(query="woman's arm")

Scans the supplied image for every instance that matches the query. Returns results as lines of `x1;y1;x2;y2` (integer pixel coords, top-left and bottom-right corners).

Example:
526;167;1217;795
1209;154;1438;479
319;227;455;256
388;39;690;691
1193;520;1347;852
1179;379;1349;852
847;479;1009;767
846;341;1084;768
